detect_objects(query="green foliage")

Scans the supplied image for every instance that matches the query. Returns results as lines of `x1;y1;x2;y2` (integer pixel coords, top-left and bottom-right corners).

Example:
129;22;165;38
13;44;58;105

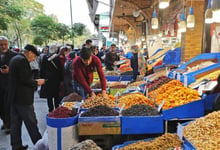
31;15;57;45
73;23;86;36
56;23;70;39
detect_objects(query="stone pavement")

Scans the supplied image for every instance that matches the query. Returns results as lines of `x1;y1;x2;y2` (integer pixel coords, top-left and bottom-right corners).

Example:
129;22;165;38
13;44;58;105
0;92;48;150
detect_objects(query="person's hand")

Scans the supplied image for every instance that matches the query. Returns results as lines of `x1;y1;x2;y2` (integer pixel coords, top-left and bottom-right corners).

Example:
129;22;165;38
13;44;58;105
90;92;96;99
102;90;108;98
113;61;117;65
0;65;9;74
37;79;46;86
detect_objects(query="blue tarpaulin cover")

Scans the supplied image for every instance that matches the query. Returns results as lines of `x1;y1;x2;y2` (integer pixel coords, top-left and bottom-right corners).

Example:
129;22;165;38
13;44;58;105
163;47;181;65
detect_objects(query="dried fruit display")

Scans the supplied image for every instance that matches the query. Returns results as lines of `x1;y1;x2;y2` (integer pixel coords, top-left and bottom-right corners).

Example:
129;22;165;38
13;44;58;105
108;82;127;88
81;95;117;108
62;92;83;102
128;81;146;87
119;133;182;150
62;102;75;110
184;111;220;150
148;80;200;110
81;105;119;117
118;93;155;109
69;139;102;150
145;76;173;92
105;70;120;76
47;106;77;118
122;104;159;116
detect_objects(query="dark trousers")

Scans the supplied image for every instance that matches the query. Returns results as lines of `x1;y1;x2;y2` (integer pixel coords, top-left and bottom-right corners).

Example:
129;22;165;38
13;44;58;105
0;88;10;129
47;95;60;112
10;104;42;149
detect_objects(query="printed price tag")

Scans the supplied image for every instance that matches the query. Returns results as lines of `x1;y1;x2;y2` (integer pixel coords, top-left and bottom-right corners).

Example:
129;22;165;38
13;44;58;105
115;91;121;105
184;75;188;87
173;71;177;79
157;100;165;112
177;123;184;140
145;88;149;97
166;67;170;76
177;73;181;80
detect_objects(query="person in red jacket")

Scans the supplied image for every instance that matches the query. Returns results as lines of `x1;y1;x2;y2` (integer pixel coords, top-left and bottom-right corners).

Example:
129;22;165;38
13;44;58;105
72;47;107;99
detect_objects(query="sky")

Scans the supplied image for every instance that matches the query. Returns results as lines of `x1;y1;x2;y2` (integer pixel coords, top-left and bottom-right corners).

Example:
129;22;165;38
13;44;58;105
35;0;97;34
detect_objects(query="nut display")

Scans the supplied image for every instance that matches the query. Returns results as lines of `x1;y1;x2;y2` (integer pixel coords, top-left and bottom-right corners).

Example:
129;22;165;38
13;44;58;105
119;133;182;150
69;139;102;150
81;95;117;108
184;111;220;150
62;102;75;110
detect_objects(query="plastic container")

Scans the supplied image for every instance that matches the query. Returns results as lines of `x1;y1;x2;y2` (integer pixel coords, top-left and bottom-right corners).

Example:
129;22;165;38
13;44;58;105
121;115;164;134
46;115;78;150
162;99;204;120
120;75;133;81
105;76;120;81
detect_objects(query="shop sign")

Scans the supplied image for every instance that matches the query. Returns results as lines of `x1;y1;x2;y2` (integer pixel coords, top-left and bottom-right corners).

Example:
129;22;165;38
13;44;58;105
100;26;109;32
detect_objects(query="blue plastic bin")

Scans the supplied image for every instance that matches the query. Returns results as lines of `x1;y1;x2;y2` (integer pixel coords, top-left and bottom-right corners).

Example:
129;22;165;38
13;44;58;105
120;75;133;81
105;76;120;81
46;115;78;150
162;99;204;120
121;115;164;134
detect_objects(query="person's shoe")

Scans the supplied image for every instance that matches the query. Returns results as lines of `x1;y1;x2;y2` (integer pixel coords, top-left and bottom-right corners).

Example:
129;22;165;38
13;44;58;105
4;128;10;134
12;145;28;150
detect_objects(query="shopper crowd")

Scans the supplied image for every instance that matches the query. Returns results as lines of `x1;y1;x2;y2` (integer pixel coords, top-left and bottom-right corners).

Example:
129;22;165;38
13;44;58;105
0;36;131;150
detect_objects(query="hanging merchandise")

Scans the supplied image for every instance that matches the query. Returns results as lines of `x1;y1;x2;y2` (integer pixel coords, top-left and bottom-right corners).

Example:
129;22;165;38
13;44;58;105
212;0;220;23
159;0;170;9
179;13;186;33
205;0;213;24
151;9;158;29
187;6;195;28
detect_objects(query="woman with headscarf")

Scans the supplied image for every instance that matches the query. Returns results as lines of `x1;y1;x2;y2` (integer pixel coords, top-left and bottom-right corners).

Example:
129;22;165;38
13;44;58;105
40;45;63;112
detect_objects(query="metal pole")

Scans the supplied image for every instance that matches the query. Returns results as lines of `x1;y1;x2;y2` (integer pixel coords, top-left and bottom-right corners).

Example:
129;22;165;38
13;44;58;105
70;0;74;46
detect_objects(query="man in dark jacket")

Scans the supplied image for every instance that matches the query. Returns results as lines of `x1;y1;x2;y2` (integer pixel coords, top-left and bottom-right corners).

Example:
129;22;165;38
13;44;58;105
0;36;17;134
130;45;139;81
8;44;45;150
105;44;120;71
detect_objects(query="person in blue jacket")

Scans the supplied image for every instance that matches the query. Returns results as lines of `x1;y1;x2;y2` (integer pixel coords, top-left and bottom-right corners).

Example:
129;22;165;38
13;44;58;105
130;45;139;81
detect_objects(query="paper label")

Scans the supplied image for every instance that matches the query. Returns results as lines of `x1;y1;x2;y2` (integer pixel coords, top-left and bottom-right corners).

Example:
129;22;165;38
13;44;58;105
157;100;165;112
173;71;177;79
184;75;188;87
177;73;181;80
177;123;184;140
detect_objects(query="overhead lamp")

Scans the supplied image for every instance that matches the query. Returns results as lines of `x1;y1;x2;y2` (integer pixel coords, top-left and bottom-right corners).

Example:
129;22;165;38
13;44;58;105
187;7;195;28
151;10;158;29
159;0;170;9
212;0;220;23
142;33;145;41
133;8;140;17
179;13;186;33
205;0;213;24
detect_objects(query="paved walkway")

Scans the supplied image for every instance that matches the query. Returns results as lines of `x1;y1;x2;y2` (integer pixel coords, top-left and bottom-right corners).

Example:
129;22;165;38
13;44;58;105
0;92;48;150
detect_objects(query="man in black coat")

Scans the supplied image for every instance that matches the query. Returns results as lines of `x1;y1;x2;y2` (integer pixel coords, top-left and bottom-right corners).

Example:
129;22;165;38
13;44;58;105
105;44;120;71
8;44;45;150
0;36;17;134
